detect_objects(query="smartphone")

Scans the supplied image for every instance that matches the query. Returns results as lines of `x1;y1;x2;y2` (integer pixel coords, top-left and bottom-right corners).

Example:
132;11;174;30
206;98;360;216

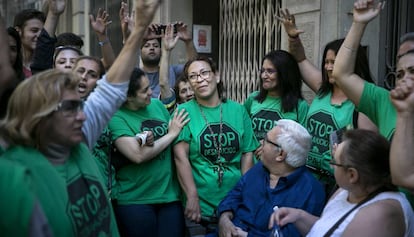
156;24;178;35
329;125;352;156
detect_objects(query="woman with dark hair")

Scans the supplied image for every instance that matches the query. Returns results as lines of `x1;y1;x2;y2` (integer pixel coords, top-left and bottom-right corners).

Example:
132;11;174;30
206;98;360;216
270;129;414;237
174;74;194;104
244;49;309;158
7;27;24;81
108;67;190;237
173;56;259;232
0;27;25;118
278;10;378;197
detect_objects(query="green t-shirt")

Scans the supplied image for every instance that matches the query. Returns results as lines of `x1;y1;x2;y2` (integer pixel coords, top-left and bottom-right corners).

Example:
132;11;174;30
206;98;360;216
359;82;414;207
244;91;309;140
0;159;36;236
359;81;396;140
109;99;181;205
175;99;259;217
1;145;119;237
306;92;356;174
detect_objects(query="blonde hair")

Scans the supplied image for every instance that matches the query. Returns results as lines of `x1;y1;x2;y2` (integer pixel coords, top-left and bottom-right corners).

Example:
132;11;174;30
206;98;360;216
0;69;81;148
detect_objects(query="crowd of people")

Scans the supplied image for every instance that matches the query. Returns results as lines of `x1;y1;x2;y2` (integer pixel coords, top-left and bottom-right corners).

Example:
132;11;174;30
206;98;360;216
0;0;413;236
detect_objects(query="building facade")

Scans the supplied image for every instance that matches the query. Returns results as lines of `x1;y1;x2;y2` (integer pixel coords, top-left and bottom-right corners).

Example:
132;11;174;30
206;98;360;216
1;0;413;102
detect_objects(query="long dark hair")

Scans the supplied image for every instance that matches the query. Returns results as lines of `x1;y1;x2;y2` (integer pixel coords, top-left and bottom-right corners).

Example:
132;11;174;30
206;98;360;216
7;27;24;82
127;67;147;98
319;39;374;97
254;50;303;113
183;56;226;102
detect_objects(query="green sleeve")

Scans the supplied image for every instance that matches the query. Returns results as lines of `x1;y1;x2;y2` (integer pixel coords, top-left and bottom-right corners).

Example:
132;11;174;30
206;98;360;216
358;81;396;139
174;117;192;145
109;112;135;141
241;105;260;153
297;99;309;127
0;159;35;236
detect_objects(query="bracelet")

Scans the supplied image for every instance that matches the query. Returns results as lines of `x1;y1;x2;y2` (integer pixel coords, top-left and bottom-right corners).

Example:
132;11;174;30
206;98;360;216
98;38;110;46
135;131;148;146
343;44;357;52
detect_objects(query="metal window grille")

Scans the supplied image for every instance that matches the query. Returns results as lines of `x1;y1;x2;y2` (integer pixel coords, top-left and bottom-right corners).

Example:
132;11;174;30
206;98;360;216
219;0;281;103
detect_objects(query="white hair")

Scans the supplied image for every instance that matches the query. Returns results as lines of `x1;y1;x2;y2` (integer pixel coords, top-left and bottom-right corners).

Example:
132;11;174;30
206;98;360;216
274;119;311;168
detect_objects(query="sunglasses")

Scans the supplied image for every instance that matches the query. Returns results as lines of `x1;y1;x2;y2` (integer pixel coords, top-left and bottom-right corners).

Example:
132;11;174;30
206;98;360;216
54;99;84;117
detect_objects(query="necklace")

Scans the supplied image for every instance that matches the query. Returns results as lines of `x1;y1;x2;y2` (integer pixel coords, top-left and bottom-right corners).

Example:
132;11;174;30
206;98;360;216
198;101;225;186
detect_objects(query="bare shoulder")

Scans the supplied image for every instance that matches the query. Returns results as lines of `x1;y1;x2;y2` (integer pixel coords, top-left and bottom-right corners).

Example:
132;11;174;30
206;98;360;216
343;199;406;237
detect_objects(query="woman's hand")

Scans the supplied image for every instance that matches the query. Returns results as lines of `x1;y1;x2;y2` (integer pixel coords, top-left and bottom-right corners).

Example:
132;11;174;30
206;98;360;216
162;24;179;51
268;207;300;229
352;0;384;24
276;9;304;38
185;195;201;222
168;109;190;137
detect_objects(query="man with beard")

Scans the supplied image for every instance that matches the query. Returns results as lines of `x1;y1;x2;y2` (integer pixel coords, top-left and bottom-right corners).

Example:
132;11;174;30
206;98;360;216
140;21;197;99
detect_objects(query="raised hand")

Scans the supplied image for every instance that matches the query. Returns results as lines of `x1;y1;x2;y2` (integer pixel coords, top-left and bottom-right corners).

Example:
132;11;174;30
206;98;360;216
144;23;162;40
162;24;180;51
48;0;66;16
353;0;384;24
90;8;111;36
135;0;161;28
276;9;304;38
390;78;414;115
119;2;135;42
176;21;192;42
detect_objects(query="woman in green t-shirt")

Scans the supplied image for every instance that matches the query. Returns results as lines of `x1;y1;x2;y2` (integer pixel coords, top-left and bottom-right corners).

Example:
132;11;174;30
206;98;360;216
109;68;190;237
244;50;309;159
174;56;259;230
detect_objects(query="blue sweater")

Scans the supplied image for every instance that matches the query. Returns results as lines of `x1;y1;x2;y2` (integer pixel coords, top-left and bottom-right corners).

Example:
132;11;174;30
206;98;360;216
216;162;325;237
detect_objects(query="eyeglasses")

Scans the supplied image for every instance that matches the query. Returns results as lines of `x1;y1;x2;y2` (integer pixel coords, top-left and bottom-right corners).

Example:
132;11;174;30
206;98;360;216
54;99;84;117
260;68;277;76
329;159;352;169
188;70;211;82
264;134;282;149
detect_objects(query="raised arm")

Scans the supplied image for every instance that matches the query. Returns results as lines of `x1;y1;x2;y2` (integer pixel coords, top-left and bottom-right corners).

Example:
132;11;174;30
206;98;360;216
176;22;197;60
119;1;134;44
106;0;160;83
332;0;383;106
90;8;116;70
31;0;65;74
390;76;414;191
43;0;65;37
159;24;179;100
81;0;161;149
277;9;321;92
